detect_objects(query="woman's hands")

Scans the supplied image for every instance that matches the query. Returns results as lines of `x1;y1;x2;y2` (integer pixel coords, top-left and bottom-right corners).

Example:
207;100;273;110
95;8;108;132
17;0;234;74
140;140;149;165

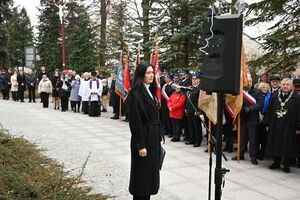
139;148;147;157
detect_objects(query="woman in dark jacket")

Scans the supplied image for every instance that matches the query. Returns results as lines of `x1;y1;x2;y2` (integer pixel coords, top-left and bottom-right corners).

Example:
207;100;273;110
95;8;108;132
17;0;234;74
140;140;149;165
51;70;60;109
57;73;70;112
128;63;162;200
17;70;26;102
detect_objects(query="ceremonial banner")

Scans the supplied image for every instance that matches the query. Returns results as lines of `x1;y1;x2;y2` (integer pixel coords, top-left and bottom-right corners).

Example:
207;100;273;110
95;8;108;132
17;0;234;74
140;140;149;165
115;53;125;98
225;45;248;123
198;91;218;125
123;54;130;99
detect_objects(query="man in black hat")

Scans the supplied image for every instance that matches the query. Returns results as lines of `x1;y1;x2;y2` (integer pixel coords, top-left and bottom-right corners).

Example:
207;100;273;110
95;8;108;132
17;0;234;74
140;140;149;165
270;74;281;94
185;72;203;147
178;69;192;140
161;72;175;137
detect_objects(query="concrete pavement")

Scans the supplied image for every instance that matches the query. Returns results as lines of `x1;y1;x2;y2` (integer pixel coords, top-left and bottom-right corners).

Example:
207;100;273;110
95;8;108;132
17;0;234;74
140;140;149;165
0;99;300;200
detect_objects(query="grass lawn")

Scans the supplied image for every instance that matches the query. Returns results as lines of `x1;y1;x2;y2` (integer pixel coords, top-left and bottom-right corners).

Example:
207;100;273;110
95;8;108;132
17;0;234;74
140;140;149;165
0;127;108;200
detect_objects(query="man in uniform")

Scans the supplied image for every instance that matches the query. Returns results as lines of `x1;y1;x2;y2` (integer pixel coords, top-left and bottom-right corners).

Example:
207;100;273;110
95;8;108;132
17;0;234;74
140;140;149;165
185;72;203;147
265;78;300;173
161;72;175;137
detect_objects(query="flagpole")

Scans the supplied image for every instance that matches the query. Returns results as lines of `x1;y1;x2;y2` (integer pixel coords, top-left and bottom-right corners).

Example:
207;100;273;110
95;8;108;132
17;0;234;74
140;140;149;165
119;97;122;122
208;120;211;153
237;112;241;162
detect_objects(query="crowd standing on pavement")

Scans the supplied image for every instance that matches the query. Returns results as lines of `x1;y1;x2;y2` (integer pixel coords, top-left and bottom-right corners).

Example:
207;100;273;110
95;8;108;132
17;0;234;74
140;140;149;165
0;66;300;176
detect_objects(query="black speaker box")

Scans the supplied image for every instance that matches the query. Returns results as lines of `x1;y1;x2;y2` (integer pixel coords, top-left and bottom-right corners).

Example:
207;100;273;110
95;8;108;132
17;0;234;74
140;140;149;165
201;14;243;95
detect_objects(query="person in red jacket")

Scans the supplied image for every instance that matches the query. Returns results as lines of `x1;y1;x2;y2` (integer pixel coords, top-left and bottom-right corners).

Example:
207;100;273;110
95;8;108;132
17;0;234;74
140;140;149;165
167;87;186;142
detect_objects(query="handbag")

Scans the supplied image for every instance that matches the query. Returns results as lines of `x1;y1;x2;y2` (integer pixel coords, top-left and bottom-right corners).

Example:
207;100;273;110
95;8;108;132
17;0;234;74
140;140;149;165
160;146;166;170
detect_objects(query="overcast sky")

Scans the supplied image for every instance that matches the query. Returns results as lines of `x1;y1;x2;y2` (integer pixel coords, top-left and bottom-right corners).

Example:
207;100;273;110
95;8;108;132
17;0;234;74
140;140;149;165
14;0;265;37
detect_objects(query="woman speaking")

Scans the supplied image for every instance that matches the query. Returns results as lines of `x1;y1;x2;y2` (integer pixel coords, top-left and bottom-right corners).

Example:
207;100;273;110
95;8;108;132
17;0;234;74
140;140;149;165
128;63;162;200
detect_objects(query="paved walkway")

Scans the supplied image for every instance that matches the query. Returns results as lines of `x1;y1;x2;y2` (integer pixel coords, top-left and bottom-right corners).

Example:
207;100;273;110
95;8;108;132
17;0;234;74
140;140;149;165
0;99;300;200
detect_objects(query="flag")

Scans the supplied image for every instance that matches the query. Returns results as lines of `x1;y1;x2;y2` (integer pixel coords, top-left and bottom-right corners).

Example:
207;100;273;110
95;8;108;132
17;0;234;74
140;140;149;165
154;44;161;103
115;52;125;98
123;54;130;99
198;91;218;124
225;45;248;123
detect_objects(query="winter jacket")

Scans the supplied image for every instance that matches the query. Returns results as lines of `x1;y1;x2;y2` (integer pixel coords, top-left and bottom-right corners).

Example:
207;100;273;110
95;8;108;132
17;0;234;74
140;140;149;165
167;91;186;119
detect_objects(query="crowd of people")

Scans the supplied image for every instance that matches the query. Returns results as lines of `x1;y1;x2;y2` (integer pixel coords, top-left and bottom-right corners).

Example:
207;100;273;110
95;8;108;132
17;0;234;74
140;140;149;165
0;66;300;174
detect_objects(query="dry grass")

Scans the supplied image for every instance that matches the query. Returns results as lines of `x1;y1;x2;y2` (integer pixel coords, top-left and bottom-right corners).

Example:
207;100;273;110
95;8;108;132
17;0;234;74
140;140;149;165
0;128;108;200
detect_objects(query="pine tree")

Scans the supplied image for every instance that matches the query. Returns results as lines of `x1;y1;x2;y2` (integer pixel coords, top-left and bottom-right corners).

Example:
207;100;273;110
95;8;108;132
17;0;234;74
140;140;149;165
0;0;12;68
246;0;300;73
65;1;97;73
37;0;61;71
6;7;34;67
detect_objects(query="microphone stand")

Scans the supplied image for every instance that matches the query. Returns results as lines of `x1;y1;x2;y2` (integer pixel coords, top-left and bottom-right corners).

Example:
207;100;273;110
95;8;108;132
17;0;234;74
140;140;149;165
182;88;229;200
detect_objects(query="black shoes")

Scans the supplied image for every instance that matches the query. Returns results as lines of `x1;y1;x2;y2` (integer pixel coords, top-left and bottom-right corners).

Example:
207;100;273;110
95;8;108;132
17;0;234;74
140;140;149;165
171;137;180;142
110;116;119;119
185;141;194;145
193;143;201;147
251;158;258;165
283;166;290;173
269;162;280;170
232;155;244;160
102;109;107;112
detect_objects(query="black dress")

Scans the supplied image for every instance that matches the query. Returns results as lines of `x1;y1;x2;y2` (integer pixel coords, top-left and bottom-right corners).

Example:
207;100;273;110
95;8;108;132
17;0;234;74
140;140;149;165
128;86;162;196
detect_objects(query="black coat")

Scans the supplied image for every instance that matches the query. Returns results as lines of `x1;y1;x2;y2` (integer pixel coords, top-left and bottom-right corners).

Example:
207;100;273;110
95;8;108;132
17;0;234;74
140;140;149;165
242;87;264;126
17;74;26;91
128;86;162;196
25;74;37;88
51;76;60;97
186;84;201;114
161;82;175;124
57;79;70;97
265;91;300;158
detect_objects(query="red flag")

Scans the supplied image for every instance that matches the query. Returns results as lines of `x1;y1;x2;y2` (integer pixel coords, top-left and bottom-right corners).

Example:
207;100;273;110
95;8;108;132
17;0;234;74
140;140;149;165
154;47;161;103
123;54;130;99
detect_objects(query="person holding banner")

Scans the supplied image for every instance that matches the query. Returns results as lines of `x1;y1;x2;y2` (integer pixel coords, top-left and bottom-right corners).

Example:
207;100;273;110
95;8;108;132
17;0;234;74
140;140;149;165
128;63;162;200
232;75;264;165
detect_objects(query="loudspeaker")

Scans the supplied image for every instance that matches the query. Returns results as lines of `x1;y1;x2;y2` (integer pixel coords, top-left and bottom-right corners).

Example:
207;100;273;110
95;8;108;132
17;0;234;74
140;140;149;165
201;14;243;95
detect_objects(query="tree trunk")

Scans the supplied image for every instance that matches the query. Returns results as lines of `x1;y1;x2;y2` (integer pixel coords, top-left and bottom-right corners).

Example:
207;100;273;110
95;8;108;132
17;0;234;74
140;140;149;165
142;0;150;61
100;0;107;68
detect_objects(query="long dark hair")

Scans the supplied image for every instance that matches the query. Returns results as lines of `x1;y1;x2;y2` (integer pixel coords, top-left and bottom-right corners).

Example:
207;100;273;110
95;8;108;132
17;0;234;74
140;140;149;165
131;63;157;95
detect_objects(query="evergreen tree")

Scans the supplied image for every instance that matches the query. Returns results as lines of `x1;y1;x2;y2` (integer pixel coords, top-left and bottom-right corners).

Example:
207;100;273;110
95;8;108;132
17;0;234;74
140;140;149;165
246;0;300;73
106;0;133;60
65;1;97;72
6;7;34;67
0;0;12;68
37;0;61;71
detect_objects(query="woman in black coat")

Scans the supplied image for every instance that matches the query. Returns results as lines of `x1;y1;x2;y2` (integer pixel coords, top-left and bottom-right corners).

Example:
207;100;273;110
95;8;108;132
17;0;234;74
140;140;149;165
128;63;162;200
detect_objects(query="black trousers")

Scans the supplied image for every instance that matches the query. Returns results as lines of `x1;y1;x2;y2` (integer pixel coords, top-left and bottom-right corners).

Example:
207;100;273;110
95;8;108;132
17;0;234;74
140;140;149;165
1;89;7;99
60;96;69;111
133;195;150;200
171;118;182;139
82;101;89;114
40;92;49;108
258;123;268;158
28;87;36;102
71;101;81;112
240;119;258;159
12;91;18;101
188;113;203;145
18;91;24;101
273;156;290;167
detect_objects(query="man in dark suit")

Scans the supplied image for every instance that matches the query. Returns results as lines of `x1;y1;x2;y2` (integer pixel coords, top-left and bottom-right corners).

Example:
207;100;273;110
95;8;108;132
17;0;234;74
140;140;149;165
161;72;175;137
185;72;203;147
270;74;281;94
178;69;192;140
232;75;264;165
